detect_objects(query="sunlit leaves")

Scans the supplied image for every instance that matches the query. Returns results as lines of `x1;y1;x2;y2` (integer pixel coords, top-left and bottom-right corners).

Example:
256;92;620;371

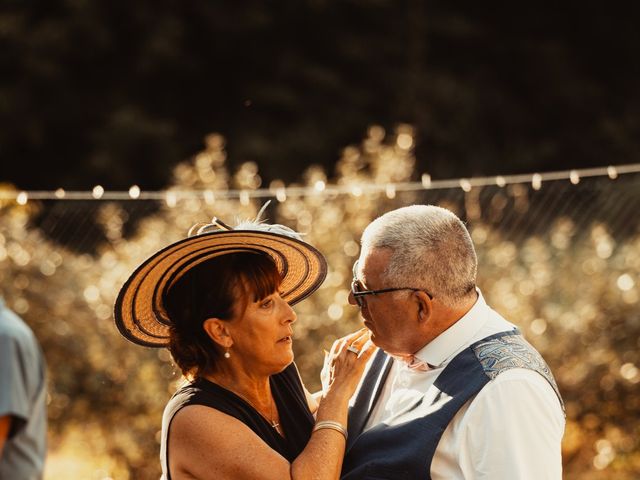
1;128;639;479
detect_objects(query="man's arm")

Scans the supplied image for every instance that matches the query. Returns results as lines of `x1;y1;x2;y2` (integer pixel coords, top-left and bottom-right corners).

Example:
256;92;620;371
456;370;565;480
0;414;11;458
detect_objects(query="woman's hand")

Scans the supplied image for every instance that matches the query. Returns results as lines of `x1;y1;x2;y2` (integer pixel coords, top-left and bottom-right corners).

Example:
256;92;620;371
321;328;375;399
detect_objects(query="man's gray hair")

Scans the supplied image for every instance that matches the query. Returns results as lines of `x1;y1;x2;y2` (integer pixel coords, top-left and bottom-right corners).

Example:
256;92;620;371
361;205;477;308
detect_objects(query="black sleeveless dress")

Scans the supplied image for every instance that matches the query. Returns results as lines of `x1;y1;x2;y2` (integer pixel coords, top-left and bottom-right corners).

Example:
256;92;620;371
160;362;315;479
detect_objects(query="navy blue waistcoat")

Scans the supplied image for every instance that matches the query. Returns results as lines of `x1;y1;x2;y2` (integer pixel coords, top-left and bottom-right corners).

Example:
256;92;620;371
341;329;563;480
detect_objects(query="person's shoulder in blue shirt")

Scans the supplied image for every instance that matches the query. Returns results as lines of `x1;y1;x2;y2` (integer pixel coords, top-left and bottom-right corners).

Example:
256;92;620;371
0;297;47;479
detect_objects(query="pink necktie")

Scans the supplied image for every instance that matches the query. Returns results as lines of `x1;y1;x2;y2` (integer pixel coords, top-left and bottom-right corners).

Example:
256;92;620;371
392;354;433;372
406;355;432;372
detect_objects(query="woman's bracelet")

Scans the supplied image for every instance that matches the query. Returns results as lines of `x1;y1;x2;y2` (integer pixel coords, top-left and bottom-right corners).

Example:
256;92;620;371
312;420;348;440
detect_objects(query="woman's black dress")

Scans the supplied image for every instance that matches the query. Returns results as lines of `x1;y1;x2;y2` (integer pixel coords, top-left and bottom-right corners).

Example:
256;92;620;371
160;362;315;479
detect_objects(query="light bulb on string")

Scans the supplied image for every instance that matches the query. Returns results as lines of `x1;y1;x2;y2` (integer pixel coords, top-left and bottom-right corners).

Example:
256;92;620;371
165;191;177;208
92;185;104;199
532;174;542;190
385;184;396;199
128;185;141;199
421;173;431;188
16;191;28;205
569;170;580;185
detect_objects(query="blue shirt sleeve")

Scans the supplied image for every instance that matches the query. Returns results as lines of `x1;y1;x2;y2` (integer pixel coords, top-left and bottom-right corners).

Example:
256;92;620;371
0;332;32;435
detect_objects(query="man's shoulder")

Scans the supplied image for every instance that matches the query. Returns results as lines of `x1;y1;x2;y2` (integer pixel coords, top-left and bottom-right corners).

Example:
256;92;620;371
470;332;564;410
471;332;549;379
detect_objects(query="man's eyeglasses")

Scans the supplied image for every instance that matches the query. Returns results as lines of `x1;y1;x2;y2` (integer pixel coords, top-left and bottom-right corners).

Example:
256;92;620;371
350;261;433;308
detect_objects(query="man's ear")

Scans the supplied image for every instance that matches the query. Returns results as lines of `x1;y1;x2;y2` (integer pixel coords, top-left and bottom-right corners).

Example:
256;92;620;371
202;318;233;348
414;290;433;324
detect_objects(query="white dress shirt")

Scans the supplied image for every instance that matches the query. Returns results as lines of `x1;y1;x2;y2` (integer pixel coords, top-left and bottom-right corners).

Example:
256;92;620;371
361;291;565;479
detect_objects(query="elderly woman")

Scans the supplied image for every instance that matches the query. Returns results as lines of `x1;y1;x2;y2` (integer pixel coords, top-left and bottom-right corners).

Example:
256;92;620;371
114;218;373;480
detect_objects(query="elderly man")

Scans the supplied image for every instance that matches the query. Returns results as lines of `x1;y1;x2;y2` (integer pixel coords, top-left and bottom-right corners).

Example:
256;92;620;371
341;205;565;479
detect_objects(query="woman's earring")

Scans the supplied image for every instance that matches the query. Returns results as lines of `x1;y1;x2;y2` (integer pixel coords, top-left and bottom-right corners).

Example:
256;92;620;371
224;348;231;359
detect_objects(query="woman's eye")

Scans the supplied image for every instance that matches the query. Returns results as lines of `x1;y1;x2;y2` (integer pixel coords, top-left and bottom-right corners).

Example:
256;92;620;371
260;298;273;308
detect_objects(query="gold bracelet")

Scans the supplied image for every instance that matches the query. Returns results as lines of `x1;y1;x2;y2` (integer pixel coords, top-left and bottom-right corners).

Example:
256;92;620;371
312;420;348;440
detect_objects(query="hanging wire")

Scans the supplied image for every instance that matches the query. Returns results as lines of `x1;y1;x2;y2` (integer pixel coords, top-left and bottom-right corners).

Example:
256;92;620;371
0;163;638;202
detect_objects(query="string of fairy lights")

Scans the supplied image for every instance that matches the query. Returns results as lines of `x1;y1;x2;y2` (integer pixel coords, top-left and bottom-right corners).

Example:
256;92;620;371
1;163;639;206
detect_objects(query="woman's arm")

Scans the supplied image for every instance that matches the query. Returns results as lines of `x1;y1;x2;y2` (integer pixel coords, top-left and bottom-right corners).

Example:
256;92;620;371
169;330;373;480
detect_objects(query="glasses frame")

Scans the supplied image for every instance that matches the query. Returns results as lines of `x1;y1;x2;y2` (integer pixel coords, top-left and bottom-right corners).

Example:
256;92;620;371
351;261;433;308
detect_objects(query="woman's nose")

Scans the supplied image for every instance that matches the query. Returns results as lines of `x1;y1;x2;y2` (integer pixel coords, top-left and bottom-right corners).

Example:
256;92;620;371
282;299;297;324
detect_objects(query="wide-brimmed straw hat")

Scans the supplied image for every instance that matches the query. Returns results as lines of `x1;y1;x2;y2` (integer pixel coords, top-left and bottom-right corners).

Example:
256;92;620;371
114;217;327;347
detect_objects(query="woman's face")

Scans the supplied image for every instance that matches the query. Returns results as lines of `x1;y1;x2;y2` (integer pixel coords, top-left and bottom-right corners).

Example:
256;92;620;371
226;288;298;374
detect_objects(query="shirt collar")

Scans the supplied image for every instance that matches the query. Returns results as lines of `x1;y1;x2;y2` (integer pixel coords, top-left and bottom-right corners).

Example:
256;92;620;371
412;289;489;368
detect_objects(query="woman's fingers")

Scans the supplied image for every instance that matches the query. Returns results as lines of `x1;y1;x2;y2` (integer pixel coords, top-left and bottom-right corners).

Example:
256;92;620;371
335;331;373;366
325;328;368;360
327;332;376;396
342;329;371;357
353;338;376;368
318;328;375;396
323;328;374;380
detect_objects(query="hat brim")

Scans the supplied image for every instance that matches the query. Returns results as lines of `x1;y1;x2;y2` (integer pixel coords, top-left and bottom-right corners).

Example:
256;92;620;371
114;230;327;347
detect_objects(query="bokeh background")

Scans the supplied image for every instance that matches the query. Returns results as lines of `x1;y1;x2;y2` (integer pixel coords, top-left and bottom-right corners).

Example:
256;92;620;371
1;1;639;479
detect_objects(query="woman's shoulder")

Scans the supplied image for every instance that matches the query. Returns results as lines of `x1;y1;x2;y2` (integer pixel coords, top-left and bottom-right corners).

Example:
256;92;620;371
168;377;231;411
170;401;230;430
162;378;220;424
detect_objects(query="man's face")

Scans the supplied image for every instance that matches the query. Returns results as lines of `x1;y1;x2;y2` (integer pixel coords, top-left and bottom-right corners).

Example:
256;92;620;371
349;248;419;356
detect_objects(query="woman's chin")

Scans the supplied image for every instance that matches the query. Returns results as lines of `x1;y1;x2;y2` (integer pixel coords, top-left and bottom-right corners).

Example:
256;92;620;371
272;343;295;369
283;348;295;364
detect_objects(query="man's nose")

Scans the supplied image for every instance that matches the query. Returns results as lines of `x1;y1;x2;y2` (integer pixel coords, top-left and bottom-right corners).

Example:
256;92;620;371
348;290;359;307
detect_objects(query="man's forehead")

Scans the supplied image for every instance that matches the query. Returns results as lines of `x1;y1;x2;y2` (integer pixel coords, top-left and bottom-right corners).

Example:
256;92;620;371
357;248;392;280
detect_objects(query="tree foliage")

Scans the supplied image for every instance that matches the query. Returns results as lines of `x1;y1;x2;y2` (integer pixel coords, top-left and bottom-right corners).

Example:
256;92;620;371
1;129;639;478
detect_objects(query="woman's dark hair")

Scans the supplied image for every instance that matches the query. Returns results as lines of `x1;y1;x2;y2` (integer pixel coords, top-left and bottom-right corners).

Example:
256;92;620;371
164;252;281;377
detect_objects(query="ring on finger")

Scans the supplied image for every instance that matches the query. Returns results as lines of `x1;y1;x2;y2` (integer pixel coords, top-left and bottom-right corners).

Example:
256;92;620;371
346;345;360;355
